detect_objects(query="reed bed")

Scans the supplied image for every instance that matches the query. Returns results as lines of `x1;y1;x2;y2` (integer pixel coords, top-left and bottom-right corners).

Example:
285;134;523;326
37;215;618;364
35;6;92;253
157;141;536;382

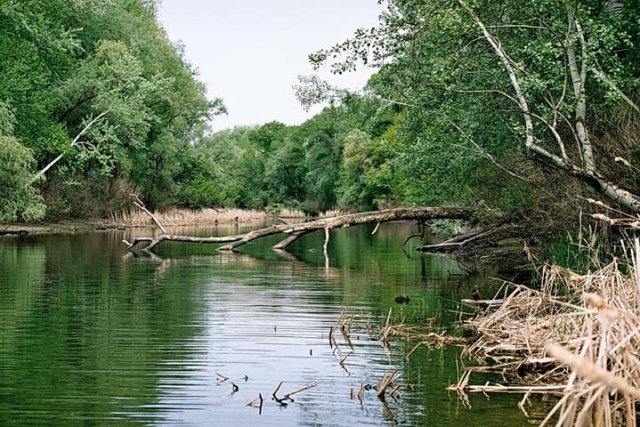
109;207;266;226
109;207;301;226
454;239;640;426
109;206;347;227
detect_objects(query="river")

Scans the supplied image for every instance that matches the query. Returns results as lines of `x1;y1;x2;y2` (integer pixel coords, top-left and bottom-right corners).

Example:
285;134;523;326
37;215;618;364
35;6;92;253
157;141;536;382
0;222;534;425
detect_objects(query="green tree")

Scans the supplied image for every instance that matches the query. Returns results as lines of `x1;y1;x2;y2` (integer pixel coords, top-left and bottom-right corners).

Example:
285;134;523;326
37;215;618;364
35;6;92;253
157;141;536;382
337;128;396;210
311;0;640;213
0;0;222;218
0;102;45;222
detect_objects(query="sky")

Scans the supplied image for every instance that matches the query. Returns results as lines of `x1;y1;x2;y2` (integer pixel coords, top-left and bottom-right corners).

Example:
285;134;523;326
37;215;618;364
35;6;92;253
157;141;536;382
157;0;383;131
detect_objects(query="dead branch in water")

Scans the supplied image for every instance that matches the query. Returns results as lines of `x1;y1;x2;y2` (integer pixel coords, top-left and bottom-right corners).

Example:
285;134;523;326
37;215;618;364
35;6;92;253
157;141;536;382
271;381;288;405
215;371;229;382
283;383;318;401
130;194;166;234
377;371;401;400
246;393;264;414
270;381;317;404
124;206;473;254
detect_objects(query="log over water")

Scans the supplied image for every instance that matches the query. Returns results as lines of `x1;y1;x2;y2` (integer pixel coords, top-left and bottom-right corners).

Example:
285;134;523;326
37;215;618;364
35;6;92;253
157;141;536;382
123;206;473;254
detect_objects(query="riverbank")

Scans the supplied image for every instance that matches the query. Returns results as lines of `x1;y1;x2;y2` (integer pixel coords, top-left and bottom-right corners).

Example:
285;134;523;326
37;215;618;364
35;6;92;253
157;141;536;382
0;208;308;236
0;221;109;236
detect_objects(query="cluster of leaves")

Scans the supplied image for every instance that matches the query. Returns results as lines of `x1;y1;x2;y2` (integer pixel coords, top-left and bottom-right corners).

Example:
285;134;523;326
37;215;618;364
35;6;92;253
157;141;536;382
0;102;45;222
0;0;222;219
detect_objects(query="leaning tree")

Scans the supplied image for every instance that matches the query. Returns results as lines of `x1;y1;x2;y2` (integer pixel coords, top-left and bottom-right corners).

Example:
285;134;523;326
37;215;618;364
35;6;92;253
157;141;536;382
309;0;640;212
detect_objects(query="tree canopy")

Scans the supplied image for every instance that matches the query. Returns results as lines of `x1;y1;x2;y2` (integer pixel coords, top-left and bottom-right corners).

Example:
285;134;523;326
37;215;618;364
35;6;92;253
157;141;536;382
0;0;222;219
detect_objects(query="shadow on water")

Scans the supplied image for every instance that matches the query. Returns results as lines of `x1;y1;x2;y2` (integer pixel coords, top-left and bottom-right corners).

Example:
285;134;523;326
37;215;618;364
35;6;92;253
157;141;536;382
0;222;538;426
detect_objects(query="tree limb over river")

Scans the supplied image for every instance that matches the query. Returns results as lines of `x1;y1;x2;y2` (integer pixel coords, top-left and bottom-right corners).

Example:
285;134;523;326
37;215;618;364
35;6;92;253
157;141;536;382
123;206;473;255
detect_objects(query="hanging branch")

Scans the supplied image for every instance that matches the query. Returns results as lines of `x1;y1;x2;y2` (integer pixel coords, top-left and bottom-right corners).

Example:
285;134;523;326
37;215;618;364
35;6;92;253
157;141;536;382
447;119;531;183
457;0;640;213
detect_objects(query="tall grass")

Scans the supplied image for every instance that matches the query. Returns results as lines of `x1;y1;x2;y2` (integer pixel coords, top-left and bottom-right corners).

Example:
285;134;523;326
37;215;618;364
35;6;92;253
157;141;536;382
457;237;640;425
108;207;346;227
546;232;600;274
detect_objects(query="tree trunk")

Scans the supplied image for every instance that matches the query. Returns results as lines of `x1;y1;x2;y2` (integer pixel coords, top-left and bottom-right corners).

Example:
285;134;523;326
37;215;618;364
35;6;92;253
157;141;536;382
124;206;474;254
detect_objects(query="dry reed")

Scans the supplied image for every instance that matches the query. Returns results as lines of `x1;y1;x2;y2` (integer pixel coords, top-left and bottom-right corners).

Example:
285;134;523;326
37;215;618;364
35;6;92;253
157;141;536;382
109;206;346;227
111;207;272;226
454;238;640;426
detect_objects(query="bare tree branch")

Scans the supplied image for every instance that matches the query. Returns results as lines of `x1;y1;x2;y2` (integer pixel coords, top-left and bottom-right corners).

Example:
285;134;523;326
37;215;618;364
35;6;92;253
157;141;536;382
29;110;109;185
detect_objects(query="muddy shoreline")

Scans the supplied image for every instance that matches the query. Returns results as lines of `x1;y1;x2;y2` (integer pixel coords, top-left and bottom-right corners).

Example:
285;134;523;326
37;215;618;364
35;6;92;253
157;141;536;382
0;221;123;236
0;218;267;236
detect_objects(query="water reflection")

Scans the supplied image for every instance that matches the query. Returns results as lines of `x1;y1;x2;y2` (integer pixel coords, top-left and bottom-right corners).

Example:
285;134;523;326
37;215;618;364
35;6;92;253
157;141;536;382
0;223;529;426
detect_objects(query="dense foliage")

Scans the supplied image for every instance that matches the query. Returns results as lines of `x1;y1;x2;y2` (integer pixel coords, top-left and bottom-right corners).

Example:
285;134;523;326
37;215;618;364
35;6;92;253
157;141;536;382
186;97;401;213
1;0;638;222
197;0;639;218
305;0;640;215
0;0;222;220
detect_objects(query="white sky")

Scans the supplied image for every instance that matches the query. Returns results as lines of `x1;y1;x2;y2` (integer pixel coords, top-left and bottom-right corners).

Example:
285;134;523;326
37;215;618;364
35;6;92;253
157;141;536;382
157;0;383;131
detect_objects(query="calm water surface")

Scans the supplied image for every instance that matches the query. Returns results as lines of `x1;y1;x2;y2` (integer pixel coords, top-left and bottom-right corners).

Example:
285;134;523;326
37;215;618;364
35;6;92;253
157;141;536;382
0;223;536;426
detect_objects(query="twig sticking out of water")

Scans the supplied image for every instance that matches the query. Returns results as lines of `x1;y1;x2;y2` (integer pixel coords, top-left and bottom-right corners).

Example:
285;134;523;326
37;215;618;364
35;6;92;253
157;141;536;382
328;325;340;354
380;398;396;420
271;381;317;405
329;326;335;350
357;382;364;405
339;353;352;368
271;381;285;404
388;385;401;399
338;310;355;349
246;393;264;414
378;308;394;346
377;371;401;401
215;371;229;382
283;383;317;401
404;342;424;363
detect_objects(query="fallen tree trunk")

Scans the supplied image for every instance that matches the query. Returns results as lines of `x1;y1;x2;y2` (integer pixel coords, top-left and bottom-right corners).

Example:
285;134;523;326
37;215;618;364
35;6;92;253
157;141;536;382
124;206;473;254
416;228;494;253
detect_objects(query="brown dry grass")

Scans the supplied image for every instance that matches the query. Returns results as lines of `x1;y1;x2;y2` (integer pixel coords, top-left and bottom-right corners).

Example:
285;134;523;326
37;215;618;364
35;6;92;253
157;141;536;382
109;206;347;227
454;238;640;426
110;207;268;226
